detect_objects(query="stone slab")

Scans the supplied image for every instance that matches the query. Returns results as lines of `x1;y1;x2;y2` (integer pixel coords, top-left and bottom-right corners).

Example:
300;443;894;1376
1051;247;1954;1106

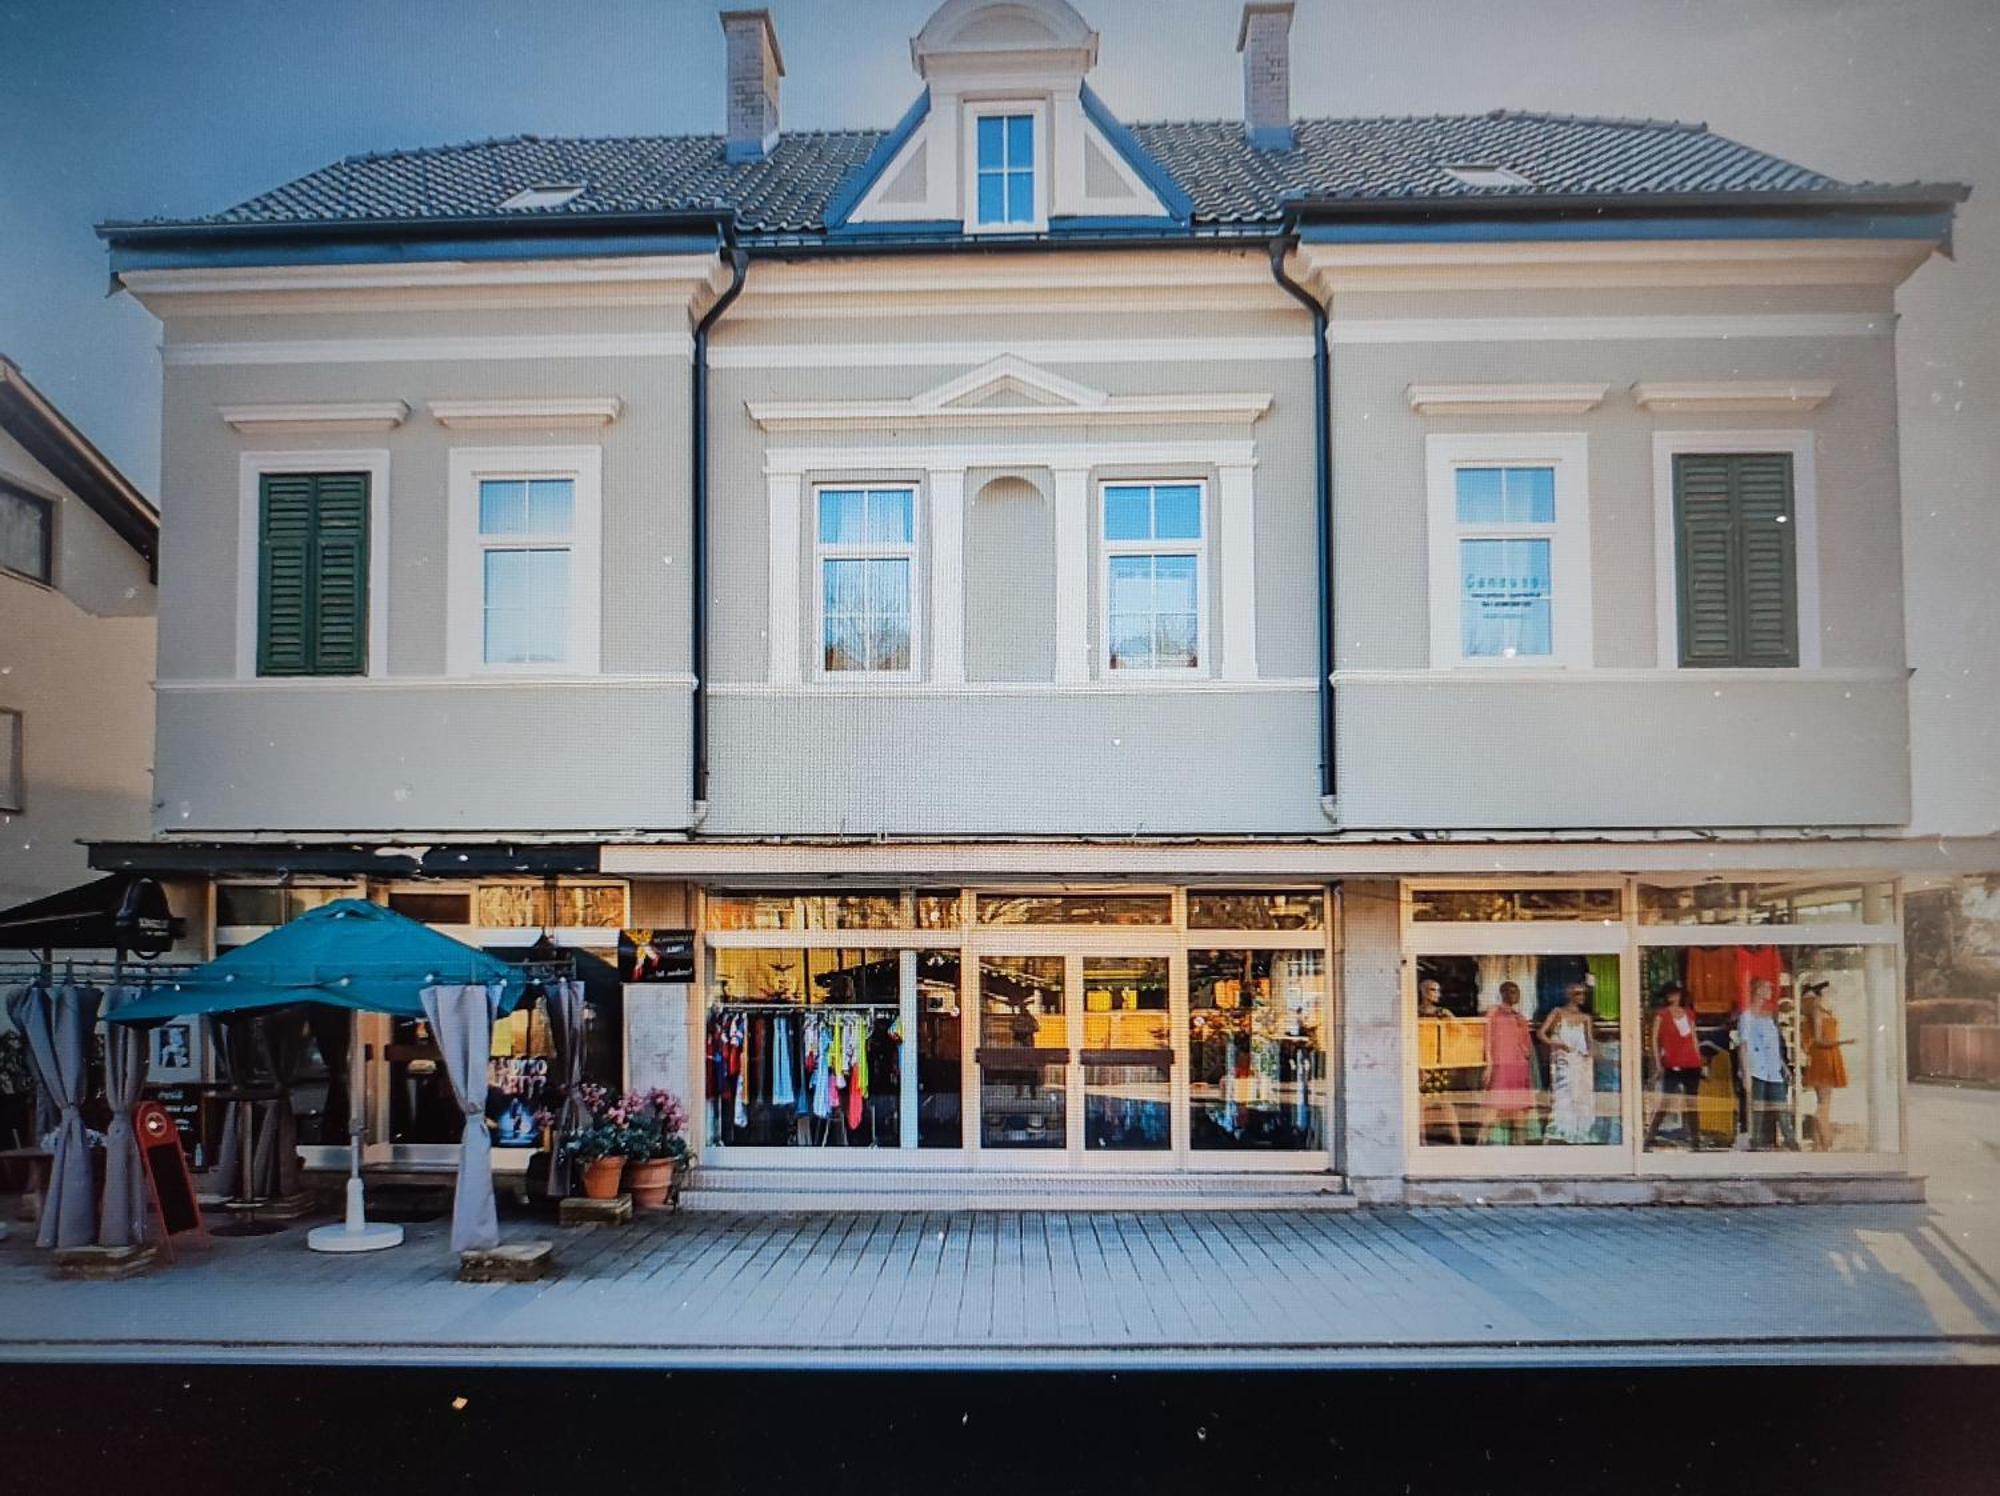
1402;1173;1928;1207
458;1241;555;1283
559;1194;632;1227
52;1244;157;1281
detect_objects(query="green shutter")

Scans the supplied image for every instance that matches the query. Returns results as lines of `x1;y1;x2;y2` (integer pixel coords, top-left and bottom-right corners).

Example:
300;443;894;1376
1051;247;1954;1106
1673;452;1797;669
257;472;369;676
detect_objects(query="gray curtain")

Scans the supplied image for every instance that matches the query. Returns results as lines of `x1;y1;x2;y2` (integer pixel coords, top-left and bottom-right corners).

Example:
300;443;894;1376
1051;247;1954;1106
7;980;102;1248
98;986;150;1248
420;983;502;1253
546;980;589;1197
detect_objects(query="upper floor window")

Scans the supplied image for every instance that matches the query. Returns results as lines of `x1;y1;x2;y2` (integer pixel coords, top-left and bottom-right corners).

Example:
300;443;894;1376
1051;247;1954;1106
0;479;55;585
1425;434;1592;669
817;486;916;675
1670;450;1800;668
447;447;603;676
967;105;1043;231
0;707;21;812
1102;481;1205;674
257;471;370;676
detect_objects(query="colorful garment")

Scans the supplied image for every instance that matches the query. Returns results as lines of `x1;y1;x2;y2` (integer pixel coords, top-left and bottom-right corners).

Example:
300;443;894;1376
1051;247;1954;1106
1545;1012;1595;1144
1483;1004;1535;1112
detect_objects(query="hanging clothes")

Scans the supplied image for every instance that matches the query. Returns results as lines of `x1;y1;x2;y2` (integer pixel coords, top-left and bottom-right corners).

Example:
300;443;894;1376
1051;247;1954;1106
1535;954;1590;1021
1686;947;1736;1015
1735;946;1786;1013
771;1013;796;1109
1475;955;1540;1012
1585;954;1621;1021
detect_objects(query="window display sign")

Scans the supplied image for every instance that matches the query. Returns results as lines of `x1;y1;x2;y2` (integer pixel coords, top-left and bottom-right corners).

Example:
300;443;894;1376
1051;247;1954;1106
148;1019;203;1084
620;928;694;982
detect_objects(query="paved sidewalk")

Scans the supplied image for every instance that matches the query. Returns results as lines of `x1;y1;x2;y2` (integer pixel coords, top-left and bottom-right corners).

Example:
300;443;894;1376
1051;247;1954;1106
2;1086;1996;1369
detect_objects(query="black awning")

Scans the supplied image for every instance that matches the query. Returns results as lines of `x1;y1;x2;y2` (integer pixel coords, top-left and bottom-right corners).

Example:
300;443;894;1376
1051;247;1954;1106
87;841;603;878
0;874;185;956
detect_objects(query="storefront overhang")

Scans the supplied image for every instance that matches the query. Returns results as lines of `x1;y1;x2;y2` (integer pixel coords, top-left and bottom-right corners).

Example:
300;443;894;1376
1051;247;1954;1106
88;840;604;879
601;834;2000;883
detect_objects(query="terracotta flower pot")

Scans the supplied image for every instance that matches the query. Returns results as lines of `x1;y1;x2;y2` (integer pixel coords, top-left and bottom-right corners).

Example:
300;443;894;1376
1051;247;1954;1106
626;1158;674;1210
580;1155;627;1200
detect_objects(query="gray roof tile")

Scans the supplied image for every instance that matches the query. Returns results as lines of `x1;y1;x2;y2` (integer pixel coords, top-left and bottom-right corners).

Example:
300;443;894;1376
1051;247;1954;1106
169;109;1901;239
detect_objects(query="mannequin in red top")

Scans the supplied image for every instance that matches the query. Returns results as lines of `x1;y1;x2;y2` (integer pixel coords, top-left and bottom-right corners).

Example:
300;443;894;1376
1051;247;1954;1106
1644;982;1707;1149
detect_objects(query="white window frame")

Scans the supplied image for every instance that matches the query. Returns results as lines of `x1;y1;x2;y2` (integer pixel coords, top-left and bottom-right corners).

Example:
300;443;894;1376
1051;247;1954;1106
235;449;392;681
0;707;22;812
811;481;922;681
1425;432;1593;671
1650;429;1821;672
1098;478;1210;679
963;100;1049;234
446;446;602;677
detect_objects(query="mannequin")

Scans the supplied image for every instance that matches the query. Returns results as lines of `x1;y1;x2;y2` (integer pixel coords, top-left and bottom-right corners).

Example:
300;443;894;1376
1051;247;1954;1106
1539;982;1596;1145
1479;981;1537;1145
1643;982;1705;1149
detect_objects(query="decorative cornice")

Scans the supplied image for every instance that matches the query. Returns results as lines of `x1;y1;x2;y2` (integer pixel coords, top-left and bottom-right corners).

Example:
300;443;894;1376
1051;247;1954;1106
1631;379;1835;412
218;401;409;433
428;396;623;430
1406;382;1610;416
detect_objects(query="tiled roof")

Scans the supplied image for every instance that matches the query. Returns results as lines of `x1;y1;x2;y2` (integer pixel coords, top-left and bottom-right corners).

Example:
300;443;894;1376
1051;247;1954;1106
153;109;1923;240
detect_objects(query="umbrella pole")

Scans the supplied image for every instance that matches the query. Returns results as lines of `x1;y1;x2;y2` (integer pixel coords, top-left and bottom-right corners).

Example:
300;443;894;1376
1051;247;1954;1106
307;1017;402;1253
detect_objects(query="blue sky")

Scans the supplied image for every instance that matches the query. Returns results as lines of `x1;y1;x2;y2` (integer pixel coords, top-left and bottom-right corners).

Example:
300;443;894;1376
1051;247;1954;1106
0;0;1992;495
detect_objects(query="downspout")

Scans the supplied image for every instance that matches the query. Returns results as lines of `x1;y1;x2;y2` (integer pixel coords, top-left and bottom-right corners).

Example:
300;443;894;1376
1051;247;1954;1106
690;240;749;827
1268;232;1338;819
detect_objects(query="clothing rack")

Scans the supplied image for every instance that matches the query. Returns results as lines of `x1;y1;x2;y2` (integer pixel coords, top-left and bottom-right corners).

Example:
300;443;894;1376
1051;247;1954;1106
0;959;202;984
712;1000;899;1013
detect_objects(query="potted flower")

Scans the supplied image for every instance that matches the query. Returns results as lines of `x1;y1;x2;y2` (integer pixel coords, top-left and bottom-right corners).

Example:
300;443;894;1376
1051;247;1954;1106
567;1083;631;1200
620;1089;690;1210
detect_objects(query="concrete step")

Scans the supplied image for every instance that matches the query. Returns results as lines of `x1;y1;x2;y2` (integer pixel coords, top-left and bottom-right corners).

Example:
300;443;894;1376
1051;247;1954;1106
682;1166;1354;1212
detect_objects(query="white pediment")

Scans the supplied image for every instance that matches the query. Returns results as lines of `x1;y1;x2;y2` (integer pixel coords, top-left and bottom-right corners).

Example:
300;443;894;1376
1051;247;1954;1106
746;354;1269;433
913;355;1109;410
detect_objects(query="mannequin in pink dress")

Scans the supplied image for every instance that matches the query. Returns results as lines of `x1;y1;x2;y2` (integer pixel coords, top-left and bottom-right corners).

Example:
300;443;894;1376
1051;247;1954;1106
1480;982;1537;1145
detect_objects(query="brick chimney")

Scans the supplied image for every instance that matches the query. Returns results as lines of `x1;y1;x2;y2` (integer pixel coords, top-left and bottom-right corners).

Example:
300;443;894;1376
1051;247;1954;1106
721;9;784;162
1237;2;1296;152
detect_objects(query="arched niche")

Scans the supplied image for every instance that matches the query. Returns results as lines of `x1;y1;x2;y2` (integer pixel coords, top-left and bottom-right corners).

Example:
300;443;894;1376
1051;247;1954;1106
964;470;1056;683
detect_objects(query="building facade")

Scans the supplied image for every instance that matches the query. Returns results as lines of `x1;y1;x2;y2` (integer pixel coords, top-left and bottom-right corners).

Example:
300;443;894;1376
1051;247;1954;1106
0;357;158;912
94;0;1987;1203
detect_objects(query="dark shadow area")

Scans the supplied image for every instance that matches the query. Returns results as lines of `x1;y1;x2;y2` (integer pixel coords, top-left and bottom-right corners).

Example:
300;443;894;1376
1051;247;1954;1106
2;1365;1996;1494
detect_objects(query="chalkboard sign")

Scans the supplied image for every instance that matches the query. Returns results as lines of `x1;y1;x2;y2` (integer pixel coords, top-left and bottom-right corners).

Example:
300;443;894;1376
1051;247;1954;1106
134;1099;207;1256
149;1084;208;1168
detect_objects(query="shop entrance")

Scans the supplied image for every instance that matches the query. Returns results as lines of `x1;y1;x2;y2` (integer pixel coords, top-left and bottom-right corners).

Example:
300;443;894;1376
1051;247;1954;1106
974;952;1177;1159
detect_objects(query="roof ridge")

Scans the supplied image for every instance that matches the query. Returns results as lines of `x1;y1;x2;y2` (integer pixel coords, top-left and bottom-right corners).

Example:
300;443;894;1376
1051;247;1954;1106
1126;107;1708;133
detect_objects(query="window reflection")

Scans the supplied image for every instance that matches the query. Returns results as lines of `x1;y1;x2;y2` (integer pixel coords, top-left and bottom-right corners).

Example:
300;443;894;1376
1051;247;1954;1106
1082;957;1170;1150
1189;949;1324;1150
978;956;1065;1149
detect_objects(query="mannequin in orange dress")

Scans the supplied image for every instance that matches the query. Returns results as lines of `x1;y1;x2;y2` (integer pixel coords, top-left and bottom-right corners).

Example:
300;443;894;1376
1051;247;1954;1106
1800;981;1851;1150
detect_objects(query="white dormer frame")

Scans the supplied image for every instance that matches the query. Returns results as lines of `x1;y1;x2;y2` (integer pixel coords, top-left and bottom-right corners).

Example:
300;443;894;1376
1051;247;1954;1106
963;99;1050;234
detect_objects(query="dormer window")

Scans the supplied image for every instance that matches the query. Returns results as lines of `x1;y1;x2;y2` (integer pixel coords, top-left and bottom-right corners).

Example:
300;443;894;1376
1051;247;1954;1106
966;103;1045;230
498;183;585;211
1440;164;1534;190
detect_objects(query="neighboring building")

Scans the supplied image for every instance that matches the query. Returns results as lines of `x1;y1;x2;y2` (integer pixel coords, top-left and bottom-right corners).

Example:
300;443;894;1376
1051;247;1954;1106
93;0;1988;1203
0;356;158;911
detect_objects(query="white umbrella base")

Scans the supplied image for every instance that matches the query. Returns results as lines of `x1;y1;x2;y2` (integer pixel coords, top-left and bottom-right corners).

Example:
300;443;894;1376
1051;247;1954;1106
307;1221;404;1253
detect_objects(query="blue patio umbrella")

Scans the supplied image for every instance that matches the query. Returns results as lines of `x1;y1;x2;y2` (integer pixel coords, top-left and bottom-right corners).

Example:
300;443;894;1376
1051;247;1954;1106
108;899;528;1254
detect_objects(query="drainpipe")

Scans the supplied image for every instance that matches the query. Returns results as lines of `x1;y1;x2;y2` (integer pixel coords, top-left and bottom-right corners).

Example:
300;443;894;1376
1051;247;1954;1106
1267;232;1337;818
690;242;749;826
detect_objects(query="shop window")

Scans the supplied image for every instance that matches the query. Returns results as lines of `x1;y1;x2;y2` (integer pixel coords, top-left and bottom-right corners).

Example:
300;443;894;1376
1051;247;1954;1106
473;882;627;929
816;487;915;675
1413;954;1623;1148
1639;943;1888;1154
976;892;1173;927
1637;880;1895;927
706;890;907;931
1187;890;1326;930
915;890;964;930
1102;481;1205;673
386;889;474;925
708;946;904;1149
1189;949;1325;1150
977;955;1066;1149
1425;434;1591;669
214;883;359;928
1411;887;1620;923
917;950;962;1148
1082;956;1170;1150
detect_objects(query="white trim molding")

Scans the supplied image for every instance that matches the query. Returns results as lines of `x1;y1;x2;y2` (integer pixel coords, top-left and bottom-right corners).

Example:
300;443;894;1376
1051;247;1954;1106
747;355;1271;433
167;331;693;367
445;445;604;677
708;336;1314;369
1631;380;1835;413
1424;432;1594;672
1651;429;1822;672
1327;313;1888;345
234;449;392;681
428;397;623;430
158;672;697;694
219;401;409;434
764;439;1259;478
1406;383;1610;417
